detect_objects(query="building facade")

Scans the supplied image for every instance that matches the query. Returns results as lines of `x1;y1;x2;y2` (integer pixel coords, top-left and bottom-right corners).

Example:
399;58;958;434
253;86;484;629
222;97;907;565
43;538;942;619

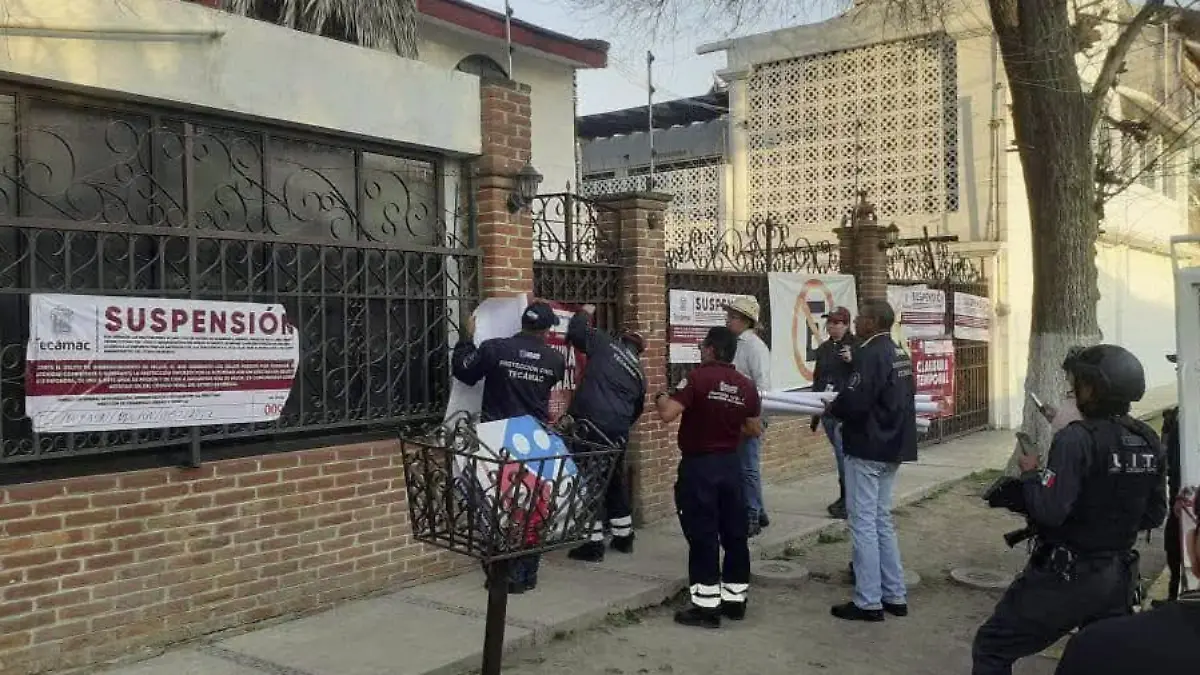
582;0;1196;428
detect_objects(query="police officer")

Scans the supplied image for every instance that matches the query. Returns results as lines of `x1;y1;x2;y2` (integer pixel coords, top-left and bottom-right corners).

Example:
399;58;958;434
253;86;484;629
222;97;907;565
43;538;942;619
452;301;566;593
809;306;859;519
971;344;1168;675
1053;489;1199;675
562;304;647;562
655;326;762;628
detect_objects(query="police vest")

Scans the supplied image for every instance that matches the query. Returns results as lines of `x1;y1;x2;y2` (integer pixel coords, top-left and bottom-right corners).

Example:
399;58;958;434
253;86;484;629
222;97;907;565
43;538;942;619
1047;416;1164;554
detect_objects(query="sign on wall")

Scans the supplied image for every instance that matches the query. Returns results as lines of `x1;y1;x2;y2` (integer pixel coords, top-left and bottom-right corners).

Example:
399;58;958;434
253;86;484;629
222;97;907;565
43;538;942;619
25;294;299;433
911;338;956;418
668;290;754;364
895;287;947;339
767;273;859;390
953;292;992;342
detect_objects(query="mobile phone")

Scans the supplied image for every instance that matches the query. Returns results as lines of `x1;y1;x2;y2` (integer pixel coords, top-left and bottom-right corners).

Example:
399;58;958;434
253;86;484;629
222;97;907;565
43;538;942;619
1027;391;1045;413
1015;431;1037;457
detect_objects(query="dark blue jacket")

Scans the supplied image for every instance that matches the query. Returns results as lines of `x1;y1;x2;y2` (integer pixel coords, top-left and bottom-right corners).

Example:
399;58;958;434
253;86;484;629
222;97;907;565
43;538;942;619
452;332;566;423
828;332;918;464
564;312;646;440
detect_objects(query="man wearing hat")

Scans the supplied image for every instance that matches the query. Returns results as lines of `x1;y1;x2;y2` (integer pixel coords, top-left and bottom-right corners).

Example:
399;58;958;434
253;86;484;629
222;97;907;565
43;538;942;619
809;306;859;519
562;304;648;562
724;296;773;536
453;300;567;592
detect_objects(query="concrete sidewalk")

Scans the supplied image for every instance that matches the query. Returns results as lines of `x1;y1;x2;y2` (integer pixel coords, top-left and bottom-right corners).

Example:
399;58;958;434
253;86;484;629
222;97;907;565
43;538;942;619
95;431;1014;675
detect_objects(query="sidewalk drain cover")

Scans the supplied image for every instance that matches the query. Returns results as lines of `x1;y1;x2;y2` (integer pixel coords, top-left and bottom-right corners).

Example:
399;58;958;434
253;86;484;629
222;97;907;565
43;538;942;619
751;560;810;587
950;568;1013;591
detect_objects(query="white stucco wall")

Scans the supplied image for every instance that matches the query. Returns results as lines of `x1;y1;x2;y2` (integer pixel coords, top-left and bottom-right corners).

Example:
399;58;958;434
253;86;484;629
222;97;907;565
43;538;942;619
1096;243;1178;389
419;23;580;195
0;0;481;156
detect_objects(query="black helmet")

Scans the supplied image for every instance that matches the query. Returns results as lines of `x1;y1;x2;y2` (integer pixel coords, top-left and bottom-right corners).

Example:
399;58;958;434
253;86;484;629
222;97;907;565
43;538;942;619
1062;344;1146;404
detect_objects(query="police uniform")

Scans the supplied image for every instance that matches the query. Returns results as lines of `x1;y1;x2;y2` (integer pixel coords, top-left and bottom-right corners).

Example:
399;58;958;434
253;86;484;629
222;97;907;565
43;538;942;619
562;310;647;562
972;345;1168;675
665;360;762;628
451;303;566;593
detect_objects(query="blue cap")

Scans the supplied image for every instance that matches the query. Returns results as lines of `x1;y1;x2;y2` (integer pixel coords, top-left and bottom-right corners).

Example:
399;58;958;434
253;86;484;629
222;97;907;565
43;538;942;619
522;302;560;330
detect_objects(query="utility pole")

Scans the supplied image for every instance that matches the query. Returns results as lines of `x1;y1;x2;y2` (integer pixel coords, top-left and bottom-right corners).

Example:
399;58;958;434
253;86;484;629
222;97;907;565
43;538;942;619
647;50;656;191
504;0;514;79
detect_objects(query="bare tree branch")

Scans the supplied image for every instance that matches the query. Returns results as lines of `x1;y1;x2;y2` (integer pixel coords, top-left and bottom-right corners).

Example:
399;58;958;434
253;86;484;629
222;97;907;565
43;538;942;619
1089;0;1167;127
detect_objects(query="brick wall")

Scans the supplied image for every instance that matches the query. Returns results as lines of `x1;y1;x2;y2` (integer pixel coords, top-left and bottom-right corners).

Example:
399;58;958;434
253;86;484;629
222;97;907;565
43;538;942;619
761;418;836;483
476;79;534;298
0;442;469;675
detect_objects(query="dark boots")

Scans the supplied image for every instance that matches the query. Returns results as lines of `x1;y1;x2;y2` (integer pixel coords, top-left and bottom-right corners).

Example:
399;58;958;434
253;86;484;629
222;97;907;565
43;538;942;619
827;481;847;519
568;533;635;562
674;604;721;629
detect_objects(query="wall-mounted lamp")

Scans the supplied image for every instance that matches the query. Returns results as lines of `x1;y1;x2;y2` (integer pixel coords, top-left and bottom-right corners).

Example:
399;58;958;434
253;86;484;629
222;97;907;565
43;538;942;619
879;223;901;250
507;162;544;213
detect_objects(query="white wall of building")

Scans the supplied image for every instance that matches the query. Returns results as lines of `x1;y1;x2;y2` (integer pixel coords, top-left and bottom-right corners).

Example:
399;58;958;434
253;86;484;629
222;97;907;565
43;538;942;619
1096;243;1178;389
0;0;481;156
419;23;580;196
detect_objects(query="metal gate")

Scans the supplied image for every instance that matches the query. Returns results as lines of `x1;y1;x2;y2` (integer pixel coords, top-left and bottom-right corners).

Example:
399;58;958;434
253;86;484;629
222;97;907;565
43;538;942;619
888;238;991;444
665;220;840;385
531;194;622;330
0;85;480;464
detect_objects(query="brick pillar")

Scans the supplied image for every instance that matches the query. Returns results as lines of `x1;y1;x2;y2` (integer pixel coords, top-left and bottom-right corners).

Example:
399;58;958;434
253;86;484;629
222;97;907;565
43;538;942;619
476;79;534;298
593;191;674;525
833;191;888;302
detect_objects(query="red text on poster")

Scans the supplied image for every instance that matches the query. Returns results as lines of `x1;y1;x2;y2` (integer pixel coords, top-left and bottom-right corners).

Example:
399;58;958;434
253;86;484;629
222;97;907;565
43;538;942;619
910;338;955;418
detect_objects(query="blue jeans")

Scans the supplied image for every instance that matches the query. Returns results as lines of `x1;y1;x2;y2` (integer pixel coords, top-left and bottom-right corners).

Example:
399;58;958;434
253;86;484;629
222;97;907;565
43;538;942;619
821;416;845;486
737;425;766;522
845;455;907;610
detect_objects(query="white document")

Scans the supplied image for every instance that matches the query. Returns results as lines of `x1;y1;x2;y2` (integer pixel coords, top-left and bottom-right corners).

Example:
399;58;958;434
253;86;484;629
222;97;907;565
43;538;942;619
443;294;528;421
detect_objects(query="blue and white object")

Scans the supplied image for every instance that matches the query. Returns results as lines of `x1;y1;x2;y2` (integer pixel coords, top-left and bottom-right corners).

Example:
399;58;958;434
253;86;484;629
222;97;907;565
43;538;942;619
475;415;577;483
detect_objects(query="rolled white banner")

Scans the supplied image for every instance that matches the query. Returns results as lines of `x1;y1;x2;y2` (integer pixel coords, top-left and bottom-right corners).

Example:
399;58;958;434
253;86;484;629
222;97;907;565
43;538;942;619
915;401;941;414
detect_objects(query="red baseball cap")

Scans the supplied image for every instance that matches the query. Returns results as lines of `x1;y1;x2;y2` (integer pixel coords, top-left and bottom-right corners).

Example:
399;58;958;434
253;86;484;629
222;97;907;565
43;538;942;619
823;306;852;323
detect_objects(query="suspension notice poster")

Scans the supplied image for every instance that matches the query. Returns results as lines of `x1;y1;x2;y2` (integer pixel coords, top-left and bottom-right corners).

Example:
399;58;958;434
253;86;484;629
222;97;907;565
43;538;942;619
543;301;587;423
25;294;300;433
910;338;956;418
668;290;755;364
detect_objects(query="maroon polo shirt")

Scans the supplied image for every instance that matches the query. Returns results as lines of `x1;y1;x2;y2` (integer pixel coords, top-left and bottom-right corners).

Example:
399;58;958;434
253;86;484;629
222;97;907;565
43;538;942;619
670;362;762;455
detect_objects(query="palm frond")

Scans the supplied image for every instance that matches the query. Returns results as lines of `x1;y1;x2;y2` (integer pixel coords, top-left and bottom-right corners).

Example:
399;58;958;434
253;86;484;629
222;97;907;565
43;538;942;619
222;0;418;59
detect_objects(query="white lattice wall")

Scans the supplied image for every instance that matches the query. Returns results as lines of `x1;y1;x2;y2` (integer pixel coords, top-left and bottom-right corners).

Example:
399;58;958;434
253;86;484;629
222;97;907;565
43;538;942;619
745;34;959;234
581;160;723;249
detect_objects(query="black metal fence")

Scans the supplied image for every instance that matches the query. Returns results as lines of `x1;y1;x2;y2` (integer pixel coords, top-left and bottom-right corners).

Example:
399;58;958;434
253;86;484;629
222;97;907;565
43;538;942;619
887;239;991;444
0;86;479;463
531;193;622;331
665;220;840;386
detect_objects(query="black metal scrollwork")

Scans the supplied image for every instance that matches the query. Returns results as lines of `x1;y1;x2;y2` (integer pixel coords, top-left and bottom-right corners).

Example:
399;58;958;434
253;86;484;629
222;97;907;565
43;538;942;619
0;91;479;463
531;193;619;265
665;218;840;274
886;236;985;285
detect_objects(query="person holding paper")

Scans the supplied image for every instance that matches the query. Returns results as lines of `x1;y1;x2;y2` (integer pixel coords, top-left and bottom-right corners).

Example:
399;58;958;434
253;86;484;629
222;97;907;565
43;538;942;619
563;304;647;563
452;301;566;593
809;306;859;520
826;299;917;623
654;326;762;628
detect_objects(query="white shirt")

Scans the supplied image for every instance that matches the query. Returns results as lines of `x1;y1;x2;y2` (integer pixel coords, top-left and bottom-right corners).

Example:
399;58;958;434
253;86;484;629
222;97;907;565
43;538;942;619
732;330;772;391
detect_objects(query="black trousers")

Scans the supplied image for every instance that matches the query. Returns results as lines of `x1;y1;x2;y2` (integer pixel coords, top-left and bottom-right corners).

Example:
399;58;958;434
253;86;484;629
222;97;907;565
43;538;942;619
971;553;1137;675
675;452;750;608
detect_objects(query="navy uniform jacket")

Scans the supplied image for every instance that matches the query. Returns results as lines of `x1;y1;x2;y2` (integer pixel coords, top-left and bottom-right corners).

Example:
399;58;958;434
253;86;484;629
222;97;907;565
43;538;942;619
452;332;566;423
563;312;646;440
1020;417;1167;553
828;332;917;464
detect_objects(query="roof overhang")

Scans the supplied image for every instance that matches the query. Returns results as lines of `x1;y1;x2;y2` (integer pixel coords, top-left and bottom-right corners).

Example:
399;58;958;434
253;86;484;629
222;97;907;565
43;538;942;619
417;0;608;69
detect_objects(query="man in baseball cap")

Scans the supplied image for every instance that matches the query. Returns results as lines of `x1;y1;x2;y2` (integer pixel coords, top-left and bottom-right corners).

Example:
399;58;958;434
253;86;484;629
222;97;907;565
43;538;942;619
563;305;648;562
724;296;772;536
452;300;566;593
811;306;859;519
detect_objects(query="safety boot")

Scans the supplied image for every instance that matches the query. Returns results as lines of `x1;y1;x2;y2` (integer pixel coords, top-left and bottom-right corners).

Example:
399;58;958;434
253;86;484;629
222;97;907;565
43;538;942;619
720;600;747;621
673;604;721;629
610;533;635;554
567;541;606;562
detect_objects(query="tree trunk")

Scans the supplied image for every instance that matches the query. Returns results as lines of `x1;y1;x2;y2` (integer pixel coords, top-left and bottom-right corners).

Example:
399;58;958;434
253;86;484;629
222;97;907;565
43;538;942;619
988;0;1102;471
